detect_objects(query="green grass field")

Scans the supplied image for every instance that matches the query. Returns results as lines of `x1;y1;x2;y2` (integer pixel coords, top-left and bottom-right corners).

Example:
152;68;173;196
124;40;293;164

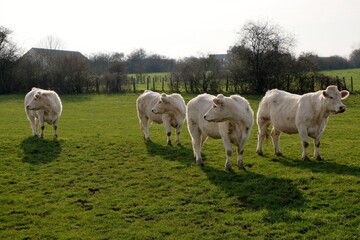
0;93;359;239
322;68;360;91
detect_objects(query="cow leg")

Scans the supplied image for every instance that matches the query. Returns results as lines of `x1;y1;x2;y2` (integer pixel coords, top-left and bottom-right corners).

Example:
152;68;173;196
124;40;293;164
237;135;248;170
163;119;172;146
298;126;310;161
53;119;59;139
199;133;206;149
139;115;151;142
175;124;182;145
271;127;283;156
28;115;39;136
38;115;45;138
314;137;322;160
222;136;233;171
188;123;203;165
256;117;270;156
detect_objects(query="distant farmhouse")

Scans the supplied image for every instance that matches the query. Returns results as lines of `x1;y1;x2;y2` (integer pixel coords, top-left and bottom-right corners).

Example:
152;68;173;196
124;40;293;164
21;48;89;67
16;48;90;93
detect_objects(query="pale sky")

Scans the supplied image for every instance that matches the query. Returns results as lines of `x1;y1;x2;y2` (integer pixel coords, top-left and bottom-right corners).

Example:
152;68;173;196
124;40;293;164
1;0;360;59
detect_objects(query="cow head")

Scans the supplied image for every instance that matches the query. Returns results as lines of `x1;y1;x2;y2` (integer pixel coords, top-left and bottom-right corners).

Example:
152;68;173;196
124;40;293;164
322;85;349;114
203;94;229;122
26;91;48;111
152;93;169;114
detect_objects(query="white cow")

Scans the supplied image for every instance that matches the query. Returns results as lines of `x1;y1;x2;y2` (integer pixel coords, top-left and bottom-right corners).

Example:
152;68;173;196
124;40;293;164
256;85;350;161
136;90;186;146
24;87;63;139
187;93;254;171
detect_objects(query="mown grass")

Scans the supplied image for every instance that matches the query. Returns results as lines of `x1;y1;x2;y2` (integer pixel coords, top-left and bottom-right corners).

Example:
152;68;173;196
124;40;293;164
0;92;359;239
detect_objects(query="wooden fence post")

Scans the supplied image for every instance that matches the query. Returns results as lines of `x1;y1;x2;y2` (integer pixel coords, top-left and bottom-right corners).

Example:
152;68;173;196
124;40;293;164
162;77;165;92
226;76;229;92
351;76;353;92
132;76;136;93
336;76;341;89
311;75;315;91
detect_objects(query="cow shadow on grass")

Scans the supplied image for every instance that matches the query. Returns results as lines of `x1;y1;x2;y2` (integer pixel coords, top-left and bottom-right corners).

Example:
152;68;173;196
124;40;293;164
21;136;62;164
275;157;360;177
202;165;307;222
145;141;195;166
145;141;306;222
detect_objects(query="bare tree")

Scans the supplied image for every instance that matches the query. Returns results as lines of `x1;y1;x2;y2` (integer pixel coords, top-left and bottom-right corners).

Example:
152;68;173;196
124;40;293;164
229;20;295;93
126;48;147;74
350;48;360;68
89;52;127;92
0;26;19;93
38;35;65;50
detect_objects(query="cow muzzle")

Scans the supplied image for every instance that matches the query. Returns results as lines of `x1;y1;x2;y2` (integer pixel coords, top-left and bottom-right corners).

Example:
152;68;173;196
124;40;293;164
336;105;346;114
203;115;214;122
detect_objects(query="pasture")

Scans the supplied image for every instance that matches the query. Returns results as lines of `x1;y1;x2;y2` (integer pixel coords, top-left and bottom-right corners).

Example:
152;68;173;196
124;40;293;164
322;68;360;91
0;92;359;239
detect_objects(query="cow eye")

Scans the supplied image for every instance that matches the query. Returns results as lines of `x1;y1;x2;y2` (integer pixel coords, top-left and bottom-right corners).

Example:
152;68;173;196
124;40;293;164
159;100;162;104
329;96;334;99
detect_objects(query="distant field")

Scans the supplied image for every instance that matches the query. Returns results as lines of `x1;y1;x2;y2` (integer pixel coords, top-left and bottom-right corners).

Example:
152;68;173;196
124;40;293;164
128;72;172;92
1;93;359;239
321;68;360;91
130;69;360;93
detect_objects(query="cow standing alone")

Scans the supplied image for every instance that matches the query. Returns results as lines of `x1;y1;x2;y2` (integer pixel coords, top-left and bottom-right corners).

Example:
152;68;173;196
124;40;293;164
256;85;349;161
25;87;63;139
136;90;186;146
187;94;254;170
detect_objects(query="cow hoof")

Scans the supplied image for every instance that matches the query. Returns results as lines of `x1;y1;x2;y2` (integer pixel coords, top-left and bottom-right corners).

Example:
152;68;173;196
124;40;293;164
167;141;173;146
275;152;283;157
303;156;310;162
196;159;204;166
316;155;322;161
256;150;264;156
145;138;152;142
225;164;232;171
238;165;246;171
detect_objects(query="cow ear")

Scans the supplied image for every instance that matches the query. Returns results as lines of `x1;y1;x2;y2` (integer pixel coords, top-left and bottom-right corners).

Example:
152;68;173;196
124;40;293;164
322;91;328;98
160;93;168;103
34;93;41;99
216;94;225;100
213;98;222;106
340;90;349;100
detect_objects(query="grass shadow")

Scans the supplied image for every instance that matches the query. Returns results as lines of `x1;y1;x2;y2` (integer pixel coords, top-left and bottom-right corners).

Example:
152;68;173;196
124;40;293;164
146;141;306;222
202;165;306;222
145;141;195;166
20;137;62;164
275;157;360;177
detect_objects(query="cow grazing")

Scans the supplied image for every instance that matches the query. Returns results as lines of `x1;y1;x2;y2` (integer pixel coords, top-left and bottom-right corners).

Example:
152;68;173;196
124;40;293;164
256;85;350;161
24;87;63;139
187;93;254;171
136;90;186;146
